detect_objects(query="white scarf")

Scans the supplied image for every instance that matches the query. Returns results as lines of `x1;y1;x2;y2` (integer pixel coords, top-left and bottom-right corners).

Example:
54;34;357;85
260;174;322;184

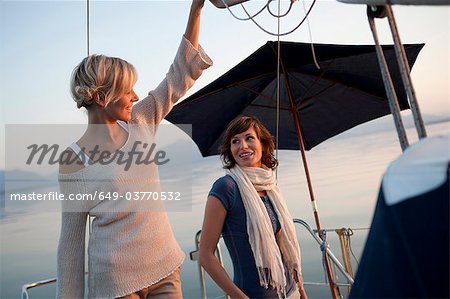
226;165;302;299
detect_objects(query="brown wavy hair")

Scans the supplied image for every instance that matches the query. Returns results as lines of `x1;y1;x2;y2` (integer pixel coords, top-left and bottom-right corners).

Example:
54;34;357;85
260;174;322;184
219;116;278;170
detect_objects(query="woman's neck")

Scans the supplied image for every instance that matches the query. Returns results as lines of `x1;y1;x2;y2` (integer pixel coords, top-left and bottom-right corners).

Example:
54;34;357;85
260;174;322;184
87;107;117;125
82;110;127;148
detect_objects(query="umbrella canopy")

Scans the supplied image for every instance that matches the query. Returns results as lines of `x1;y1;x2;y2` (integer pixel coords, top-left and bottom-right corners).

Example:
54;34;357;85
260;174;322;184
166;41;423;157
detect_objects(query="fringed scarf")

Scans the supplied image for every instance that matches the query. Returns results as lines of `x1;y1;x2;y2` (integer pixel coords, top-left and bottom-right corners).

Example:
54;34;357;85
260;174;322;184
226;165;303;299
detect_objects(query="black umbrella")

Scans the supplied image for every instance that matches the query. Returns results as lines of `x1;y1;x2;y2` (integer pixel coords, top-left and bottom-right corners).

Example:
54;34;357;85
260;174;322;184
166;41;423;297
166;41;423;156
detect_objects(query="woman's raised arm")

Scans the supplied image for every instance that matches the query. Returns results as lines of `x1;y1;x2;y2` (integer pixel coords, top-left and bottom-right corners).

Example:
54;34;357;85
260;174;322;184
131;0;212;127
184;0;205;49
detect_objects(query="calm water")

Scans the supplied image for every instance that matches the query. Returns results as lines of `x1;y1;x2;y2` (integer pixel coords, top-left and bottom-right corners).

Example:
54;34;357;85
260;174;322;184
1;121;449;299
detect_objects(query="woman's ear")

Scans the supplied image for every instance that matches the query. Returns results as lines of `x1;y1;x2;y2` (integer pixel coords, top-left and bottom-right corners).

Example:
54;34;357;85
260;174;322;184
93;92;105;108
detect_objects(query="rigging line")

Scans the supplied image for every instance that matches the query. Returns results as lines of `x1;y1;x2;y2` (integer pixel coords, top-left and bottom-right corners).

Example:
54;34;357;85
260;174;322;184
302;0;320;70
267;0;294;18
241;0;317;37
220;0;272;21
275;0;281;178
347;228;360;266
85;1;93;284
86;0;90;56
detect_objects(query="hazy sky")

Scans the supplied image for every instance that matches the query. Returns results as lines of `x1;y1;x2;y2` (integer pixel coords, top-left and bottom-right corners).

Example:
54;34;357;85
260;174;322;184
1;1;449;169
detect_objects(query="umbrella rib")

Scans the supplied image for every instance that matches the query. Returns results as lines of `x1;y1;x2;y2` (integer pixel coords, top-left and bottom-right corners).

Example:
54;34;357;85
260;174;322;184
205;123;229;157
291;76;338;104
178;73;292;111
202;90;290;156
248;103;291;111
293;60;335;109
202;88;291;156
290;71;393;106
235;84;291;110
173;72;277;109
290;60;392;109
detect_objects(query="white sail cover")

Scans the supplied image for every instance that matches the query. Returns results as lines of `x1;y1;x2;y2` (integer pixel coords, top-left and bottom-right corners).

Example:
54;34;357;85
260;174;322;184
382;133;450;206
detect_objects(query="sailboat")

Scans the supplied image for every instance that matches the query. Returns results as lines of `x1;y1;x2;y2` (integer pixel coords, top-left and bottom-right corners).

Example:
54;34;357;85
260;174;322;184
21;0;449;298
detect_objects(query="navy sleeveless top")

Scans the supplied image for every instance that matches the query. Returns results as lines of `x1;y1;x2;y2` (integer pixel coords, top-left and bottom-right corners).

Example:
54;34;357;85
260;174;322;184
209;175;296;298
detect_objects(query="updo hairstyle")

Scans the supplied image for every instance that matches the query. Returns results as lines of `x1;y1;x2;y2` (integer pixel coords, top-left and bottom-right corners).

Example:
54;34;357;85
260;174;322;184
70;54;137;109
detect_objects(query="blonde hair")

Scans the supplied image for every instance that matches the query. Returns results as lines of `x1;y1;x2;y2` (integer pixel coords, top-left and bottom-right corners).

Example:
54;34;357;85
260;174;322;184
70;54;137;109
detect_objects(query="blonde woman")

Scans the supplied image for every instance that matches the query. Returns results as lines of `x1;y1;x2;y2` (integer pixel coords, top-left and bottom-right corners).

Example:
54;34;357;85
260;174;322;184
199;116;307;299
57;1;212;298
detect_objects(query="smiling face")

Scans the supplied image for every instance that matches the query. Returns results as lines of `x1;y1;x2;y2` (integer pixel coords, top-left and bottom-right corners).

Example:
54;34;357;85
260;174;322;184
104;88;139;121
230;126;263;168
220;116;278;170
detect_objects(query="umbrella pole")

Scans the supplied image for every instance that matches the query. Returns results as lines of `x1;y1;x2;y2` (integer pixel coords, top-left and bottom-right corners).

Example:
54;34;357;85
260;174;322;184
291;108;342;299
280;68;341;299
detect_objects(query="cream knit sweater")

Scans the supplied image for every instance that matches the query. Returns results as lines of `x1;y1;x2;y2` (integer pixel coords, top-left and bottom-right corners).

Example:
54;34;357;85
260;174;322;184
57;36;212;299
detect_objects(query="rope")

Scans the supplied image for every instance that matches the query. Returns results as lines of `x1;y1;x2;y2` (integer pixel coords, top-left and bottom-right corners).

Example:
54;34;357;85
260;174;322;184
347;228;360;266
86;0;90;56
319;229;329;284
86;0;92;238
275;0;281;179
219;0;272;21
240;0;318;37
301;0;320;70
267;0;295;18
336;228;354;294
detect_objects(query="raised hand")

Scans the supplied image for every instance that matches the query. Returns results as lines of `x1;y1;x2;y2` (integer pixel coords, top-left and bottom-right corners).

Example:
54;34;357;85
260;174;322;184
184;0;206;49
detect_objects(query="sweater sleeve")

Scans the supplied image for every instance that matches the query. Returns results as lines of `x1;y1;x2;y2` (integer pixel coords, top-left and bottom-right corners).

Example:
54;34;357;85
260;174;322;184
56;211;88;299
132;35;213;127
56;174;89;299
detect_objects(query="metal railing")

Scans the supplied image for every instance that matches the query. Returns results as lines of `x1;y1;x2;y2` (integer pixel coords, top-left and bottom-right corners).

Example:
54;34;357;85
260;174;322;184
22;219;368;299
189;230;231;299
189;218;369;298
21;278;56;299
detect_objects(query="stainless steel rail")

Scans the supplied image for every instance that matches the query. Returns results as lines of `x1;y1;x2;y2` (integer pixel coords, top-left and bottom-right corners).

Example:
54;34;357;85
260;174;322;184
21;278;56;299
22;219;368;298
189;219;369;298
190;230;231;299
293;218;355;284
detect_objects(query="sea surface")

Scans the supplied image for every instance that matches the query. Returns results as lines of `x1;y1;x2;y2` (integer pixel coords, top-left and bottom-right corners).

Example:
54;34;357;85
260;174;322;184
1;120;449;299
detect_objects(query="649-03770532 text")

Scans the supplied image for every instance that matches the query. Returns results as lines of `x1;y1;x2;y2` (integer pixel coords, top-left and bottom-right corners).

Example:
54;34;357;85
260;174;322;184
9;191;182;201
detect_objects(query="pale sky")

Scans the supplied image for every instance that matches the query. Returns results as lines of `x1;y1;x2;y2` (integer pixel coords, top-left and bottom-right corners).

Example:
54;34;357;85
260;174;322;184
1;1;449;169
